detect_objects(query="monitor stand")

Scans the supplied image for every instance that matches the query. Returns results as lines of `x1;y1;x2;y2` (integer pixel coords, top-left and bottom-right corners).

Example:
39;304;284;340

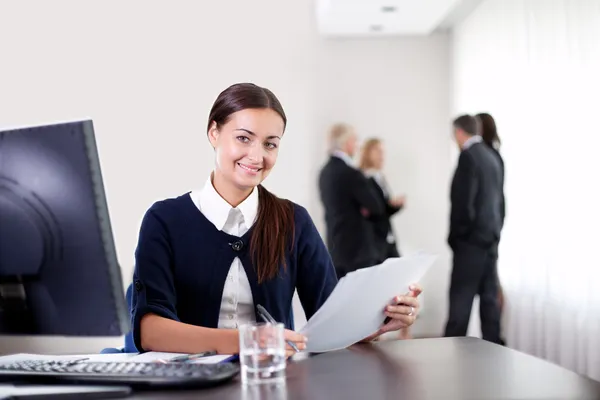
0;280;35;334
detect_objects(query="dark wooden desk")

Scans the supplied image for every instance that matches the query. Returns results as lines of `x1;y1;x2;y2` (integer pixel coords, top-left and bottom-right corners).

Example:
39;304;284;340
133;337;600;400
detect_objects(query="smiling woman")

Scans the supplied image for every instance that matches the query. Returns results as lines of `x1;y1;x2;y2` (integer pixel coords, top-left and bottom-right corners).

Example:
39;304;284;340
129;83;423;358
206;85;293;283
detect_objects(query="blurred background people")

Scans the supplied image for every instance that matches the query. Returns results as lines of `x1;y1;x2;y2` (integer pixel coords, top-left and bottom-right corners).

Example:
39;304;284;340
444;115;504;344
476;112;506;344
318;124;384;279
359;138;405;262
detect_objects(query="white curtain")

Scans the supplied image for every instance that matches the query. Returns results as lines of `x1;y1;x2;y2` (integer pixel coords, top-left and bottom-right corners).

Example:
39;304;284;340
451;0;600;381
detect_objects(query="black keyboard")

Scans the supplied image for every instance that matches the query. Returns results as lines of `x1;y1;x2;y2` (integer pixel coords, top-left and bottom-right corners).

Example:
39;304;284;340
0;359;240;388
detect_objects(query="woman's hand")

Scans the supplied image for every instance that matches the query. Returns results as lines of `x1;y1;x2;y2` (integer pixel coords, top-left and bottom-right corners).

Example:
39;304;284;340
362;283;423;342
229;329;307;358
284;329;307;358
389;195;406;208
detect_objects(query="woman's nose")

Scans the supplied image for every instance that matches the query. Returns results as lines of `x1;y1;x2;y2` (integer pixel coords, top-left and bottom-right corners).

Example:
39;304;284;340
247;142;263;161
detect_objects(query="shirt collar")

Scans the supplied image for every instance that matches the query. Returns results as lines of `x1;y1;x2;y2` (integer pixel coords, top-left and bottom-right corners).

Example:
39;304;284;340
196;174;259;231
462;135;483;150
331;150;356;168
363;169;380;178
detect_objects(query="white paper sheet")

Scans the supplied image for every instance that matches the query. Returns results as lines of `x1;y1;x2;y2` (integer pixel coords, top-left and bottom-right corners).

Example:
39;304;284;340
0;354;91;364
0;351;231;365
130;352;233;364
300;253;436;353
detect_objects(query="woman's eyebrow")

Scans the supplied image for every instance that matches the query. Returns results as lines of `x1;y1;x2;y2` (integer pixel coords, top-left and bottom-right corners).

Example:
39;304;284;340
235;128;281;140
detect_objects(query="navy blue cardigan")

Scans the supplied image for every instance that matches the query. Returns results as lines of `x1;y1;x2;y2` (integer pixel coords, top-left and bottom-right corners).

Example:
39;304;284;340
131;193;338;351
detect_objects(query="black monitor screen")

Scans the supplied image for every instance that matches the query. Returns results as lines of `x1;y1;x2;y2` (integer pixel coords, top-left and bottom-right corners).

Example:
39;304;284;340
0;120;129;336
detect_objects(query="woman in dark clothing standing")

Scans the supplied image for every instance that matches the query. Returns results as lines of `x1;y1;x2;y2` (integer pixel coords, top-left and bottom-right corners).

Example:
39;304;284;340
359;138;405;262
477;113;504;168
476;112;506;344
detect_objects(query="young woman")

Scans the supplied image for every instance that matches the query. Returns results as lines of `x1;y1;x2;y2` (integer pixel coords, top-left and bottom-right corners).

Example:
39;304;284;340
131;83;423;357
359;138;405;262
476;112;506;345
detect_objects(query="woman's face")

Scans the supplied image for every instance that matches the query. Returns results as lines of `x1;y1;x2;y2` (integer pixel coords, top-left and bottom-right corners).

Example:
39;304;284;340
368;143;384;170
208;108;285;192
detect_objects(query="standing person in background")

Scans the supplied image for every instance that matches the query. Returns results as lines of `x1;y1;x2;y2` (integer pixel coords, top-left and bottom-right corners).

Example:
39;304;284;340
318;124;385;279
476;112;506;345
359;138;405;262
444;115;504;344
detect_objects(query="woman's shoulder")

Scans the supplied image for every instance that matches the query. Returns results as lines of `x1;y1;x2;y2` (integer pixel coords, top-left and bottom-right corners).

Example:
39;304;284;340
143;192;195;223
288;202;320;236
290;202;310;221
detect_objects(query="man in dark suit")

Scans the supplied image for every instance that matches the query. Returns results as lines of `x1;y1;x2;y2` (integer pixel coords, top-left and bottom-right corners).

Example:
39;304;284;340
444;115;504;344
318;123;385;279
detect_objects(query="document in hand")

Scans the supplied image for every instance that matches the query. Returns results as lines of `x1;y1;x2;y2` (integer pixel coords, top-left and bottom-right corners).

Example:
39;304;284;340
300;253;436;353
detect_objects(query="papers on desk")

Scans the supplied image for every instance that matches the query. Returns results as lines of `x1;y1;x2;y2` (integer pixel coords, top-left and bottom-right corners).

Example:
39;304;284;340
0;352;233;365
130;352;233;364
300;253;436;353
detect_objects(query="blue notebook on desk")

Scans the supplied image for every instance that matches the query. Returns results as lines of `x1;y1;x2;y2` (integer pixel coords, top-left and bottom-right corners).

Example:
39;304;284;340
220;355;239;363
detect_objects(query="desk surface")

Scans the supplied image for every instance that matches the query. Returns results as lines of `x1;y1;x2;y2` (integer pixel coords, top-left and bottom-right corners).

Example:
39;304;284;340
132;337;600;400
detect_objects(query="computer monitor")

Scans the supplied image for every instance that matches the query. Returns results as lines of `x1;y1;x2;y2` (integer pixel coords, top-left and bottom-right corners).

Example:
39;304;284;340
0;120;129;336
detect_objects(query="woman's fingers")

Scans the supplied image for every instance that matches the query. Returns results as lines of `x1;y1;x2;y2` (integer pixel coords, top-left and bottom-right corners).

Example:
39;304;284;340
285;347;296;358
380;293;420;329
284;329;307;343
284;329;307;351
409;283;423;297
386;304;414;315
384;312;416;326
391;295;419;308
286;341;307;351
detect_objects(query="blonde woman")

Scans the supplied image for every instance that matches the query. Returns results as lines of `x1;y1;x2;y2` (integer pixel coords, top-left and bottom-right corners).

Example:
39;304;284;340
359;138;405;262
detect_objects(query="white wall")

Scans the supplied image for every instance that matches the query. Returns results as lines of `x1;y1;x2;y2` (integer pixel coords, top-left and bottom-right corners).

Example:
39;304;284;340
0;0;451;353
451;0;600;381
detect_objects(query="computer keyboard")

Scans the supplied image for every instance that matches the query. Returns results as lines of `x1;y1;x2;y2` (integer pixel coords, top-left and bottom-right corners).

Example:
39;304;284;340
0;358;240;388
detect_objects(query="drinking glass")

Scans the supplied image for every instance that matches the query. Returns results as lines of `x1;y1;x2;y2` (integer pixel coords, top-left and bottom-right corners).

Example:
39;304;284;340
239;322;286;385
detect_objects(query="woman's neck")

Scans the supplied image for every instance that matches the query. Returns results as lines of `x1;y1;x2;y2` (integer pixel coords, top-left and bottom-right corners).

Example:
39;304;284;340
211;171;253;208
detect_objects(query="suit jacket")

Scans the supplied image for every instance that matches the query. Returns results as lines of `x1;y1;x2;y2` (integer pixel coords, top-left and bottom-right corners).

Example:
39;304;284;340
318;156;385;271
367;176;402;259
448;142;504;251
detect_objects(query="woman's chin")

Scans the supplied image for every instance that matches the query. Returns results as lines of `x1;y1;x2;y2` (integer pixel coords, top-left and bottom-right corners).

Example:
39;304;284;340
233;173;262;190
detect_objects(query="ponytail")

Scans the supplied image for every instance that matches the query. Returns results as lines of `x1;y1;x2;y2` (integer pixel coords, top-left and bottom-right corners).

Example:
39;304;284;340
250;185;295;283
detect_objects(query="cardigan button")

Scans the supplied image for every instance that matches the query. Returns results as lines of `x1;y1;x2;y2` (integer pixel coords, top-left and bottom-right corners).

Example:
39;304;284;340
231;240;244;251
134;280;142;292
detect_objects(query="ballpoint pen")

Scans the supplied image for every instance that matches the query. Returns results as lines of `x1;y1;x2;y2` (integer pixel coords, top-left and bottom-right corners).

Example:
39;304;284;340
158;351;217;363
256;304;300;353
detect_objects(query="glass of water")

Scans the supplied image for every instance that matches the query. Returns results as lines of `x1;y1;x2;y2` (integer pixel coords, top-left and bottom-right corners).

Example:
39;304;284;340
239;322;286;385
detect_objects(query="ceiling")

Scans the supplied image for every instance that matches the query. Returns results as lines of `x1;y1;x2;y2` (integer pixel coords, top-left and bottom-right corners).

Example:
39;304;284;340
315;0;483;37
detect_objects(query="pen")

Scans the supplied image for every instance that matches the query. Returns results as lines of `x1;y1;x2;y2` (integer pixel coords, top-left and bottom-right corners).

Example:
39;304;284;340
166;351;217;363
256;304;300;353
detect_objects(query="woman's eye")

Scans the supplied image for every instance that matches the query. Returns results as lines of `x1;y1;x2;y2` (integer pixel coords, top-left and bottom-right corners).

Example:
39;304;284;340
265;142;277;150
237;136;250;143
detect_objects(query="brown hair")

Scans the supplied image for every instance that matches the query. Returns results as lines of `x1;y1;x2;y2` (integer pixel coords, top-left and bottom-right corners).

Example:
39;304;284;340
476;112;501;147
453;114;479;136
207;83;295;283
359;138;382;170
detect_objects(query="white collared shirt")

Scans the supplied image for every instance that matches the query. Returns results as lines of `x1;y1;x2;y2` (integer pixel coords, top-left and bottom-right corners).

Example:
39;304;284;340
462;134;483;150
364;169;389;198
331;149;356;168
189;176;257;329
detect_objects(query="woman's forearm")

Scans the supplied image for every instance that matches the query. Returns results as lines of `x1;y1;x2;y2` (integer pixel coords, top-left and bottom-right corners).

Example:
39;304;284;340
140;314;239;354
